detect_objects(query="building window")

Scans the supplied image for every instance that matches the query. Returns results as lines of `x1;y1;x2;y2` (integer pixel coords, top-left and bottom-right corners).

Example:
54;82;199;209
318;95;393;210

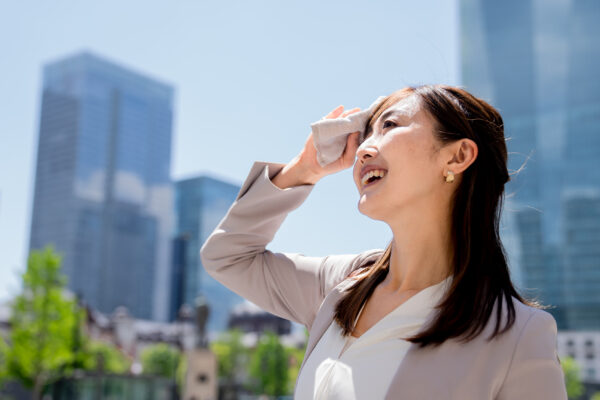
587;368;595;379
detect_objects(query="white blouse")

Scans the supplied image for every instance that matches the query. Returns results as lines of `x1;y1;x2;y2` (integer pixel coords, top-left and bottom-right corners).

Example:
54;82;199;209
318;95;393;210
294;274;454;400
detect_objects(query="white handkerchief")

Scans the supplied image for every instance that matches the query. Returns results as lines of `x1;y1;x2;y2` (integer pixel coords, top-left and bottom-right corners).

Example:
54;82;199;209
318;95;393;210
310;96;387;167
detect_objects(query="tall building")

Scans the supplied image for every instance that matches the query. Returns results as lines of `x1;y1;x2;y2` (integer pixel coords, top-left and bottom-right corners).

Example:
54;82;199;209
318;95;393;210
28;51;175;321
460;0;600;329
173;175;243;334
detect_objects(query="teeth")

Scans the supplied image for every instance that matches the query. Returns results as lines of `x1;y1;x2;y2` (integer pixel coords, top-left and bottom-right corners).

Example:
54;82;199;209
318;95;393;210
361;169;387;186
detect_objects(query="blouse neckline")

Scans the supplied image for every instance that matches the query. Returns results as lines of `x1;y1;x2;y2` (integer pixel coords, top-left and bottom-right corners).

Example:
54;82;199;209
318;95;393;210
346;274;454;341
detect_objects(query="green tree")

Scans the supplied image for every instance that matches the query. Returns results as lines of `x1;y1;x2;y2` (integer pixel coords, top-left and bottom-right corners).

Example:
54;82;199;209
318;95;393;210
285;345;305;394
81;339;131;374
4;246;80;399
140;343;181;380
560;356;584;399
247;330;290;397
0;335;8;387
210;328;246;382
175;352;187;395
210;328;247;397
592;391;600;400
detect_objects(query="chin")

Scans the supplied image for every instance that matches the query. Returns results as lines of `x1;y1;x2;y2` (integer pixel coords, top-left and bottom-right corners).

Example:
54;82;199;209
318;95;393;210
357;200;386;221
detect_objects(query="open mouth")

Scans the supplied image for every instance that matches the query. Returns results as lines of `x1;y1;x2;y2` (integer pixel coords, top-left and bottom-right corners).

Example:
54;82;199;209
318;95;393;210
363;174;385;189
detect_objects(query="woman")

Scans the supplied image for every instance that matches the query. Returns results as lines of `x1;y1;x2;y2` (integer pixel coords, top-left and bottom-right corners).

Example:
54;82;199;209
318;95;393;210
200;85;567;399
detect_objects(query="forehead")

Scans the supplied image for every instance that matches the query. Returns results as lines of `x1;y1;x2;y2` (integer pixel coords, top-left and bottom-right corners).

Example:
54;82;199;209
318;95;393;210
361;95;433;142
377;95;421;121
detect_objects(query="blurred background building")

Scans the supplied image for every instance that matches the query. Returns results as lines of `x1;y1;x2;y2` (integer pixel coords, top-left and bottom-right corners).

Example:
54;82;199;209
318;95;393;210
558;330;600;384
27;48;257;335
85;304;196;361
28;51;175;321
228;300;292;337
172;175;243;336
227;300;307;349
461;0;600;334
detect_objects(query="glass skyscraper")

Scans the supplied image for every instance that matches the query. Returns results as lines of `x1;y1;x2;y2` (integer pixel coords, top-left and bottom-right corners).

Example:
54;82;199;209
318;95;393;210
460;0;600;329
173;175;243;334
29;51;175;321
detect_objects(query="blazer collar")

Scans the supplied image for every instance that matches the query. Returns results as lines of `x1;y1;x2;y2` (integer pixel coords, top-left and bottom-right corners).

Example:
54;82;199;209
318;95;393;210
294;275;453;396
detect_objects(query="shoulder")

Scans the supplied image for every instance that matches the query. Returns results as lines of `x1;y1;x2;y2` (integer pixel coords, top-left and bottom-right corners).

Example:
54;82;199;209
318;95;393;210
467;295;558;351
495;297;560;365
493;298;565;398
509;297;558;334
319;248;385;296
511;300;558;347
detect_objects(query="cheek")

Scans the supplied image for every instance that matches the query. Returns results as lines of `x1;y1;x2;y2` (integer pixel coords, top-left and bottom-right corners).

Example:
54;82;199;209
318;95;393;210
381;136;420;169
384;138;437;185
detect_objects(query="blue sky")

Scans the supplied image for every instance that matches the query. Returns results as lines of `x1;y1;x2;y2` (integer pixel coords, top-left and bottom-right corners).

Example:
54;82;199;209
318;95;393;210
0;0;459;302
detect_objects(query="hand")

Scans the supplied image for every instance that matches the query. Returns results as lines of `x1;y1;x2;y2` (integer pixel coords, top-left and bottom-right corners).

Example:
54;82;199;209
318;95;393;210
272;105;361;189
298;105;362;183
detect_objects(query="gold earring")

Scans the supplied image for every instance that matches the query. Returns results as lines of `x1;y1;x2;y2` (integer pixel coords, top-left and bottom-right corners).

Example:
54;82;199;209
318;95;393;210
445;171;454;183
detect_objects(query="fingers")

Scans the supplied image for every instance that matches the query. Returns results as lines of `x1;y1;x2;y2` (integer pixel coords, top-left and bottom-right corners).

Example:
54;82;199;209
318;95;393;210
324;105;344;119
340;107;361;118
324;105;361;120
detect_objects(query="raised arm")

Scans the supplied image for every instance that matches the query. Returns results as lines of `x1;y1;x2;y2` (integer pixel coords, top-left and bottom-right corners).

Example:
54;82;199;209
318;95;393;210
199;160;380;330
200;104;382;330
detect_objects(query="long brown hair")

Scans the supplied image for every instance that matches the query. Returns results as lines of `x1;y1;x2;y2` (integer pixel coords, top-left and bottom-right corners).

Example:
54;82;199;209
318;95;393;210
333;85;549;348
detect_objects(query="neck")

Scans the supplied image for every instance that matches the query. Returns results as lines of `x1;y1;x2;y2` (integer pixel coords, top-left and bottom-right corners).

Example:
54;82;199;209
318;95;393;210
382;218;454;295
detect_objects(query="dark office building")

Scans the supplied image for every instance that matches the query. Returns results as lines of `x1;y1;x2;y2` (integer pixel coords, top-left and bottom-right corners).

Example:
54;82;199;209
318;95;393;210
29;50;175;321
173;175;244;334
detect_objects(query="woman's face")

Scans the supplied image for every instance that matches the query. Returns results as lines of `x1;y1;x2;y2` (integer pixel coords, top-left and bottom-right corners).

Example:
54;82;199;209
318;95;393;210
352;94;447;222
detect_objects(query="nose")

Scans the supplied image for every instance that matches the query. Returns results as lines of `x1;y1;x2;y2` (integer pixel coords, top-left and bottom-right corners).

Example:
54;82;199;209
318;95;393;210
356;141;378;164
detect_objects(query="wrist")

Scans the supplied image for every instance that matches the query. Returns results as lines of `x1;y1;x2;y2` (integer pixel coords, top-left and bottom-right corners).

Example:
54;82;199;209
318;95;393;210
290;155;322;185
272;157;320;189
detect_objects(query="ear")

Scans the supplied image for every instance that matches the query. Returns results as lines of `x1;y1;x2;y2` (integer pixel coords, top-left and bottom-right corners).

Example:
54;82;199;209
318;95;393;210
445;138;478;175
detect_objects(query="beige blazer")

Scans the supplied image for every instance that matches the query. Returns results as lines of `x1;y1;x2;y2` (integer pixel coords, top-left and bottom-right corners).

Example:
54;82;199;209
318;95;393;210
200;161;568;399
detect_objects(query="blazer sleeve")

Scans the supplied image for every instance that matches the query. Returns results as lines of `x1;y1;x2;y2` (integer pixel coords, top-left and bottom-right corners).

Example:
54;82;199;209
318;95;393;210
199;160;380;331
496;309;568;400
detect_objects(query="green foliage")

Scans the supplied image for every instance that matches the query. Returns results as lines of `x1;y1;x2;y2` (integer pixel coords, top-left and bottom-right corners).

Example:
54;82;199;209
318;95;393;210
81;340;131;374
247;330;290;397
591;391;600;400
2;246;131;399
140;343;181;380
5;246;79;397
210;328;247;382
285;345;305;394
0;335;8;387
175;351;187;394
209;328;306;396
560;356;584;399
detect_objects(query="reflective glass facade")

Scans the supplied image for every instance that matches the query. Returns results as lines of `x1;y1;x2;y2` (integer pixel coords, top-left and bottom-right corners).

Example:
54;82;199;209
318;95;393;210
173;176;242;333
461;0;600;329
29;51;175;321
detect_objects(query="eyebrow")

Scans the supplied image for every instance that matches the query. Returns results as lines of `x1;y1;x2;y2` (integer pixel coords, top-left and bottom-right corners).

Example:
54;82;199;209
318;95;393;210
361;109;408;142
380;108;412;121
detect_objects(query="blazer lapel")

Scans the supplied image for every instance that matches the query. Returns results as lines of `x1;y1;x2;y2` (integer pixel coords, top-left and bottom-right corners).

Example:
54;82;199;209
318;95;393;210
304;282;347;363
293;280;349;394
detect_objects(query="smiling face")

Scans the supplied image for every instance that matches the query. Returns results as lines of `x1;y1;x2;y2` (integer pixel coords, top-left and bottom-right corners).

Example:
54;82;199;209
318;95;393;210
352;93;448;222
